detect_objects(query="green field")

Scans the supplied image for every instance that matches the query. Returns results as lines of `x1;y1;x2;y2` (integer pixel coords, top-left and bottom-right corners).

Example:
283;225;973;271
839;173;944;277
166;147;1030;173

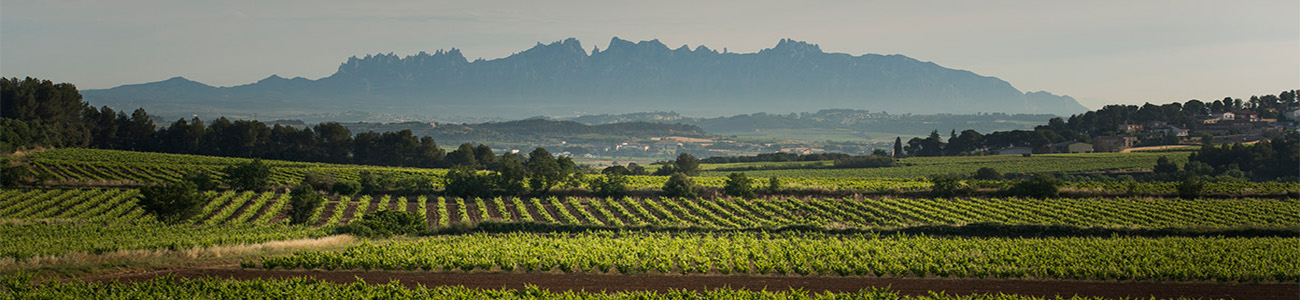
2;276;1148;300
258;231;1298;282
697;152;1189;178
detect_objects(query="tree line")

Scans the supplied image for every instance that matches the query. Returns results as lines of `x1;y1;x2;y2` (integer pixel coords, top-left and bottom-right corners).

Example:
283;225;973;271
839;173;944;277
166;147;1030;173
892;90;1298;157
4;77;481;169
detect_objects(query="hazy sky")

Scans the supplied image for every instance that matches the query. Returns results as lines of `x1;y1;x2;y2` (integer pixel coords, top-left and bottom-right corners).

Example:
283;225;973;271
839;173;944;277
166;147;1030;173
2;0;1297;109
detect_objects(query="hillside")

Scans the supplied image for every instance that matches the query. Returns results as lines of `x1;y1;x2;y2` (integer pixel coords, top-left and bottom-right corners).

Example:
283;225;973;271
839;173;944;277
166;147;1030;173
82;38;1088;119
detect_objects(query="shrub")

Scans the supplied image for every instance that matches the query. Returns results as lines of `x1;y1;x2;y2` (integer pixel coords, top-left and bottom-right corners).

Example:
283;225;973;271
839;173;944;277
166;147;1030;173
1177;176;1206;199
723;172;755;198
999;174;1062;198
590;173;629;198
443;166;495;198
1153;156;1179;174
661;173;698;198
336;210;426;238
223;159;271;191
301;172;335;191
767;177;782;193
973;167;1002;180
331;180;361;196
929;174;973;197
138;182;204;224
288;184;325;225
182;170;220;191
0;164;37;187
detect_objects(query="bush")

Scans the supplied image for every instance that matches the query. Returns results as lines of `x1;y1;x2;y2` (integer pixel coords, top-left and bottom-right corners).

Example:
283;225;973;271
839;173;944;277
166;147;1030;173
1177;176;1206;199
357;171;386;194
973;167;1002;180
0;164;37;187
331;180;361;196
929;174;973;197
767;177;782;193
138;182;204;224
590;173;629;198
335;210;426;238
223;159;271;191
661;173;698;198
443;166;495;198
288;184;324;225
1153;156;1179;174
999;174;1062;198
182;170;219;191
723;172;755;198
301;172;335;191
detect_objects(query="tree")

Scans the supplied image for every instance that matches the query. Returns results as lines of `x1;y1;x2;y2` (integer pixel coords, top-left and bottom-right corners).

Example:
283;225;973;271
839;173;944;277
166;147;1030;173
444;165;494;198
331;180;361;196
313;123;352;163
138;182;204;224
473;144;496;167
183;170;220;191
1176;176;1205;200
526;148;564;194
893;137;904;158
767;176;782;193
627;163;648;175
223;159;272;191
723;172;755;198
446;143;479;168
973;167;1002;180
1153;156;1179;174
999;174;1062;198
1;163;38;187
661;173;698;198
288;183;324;225
494;154;528;196
590;172;629;198
929;174;973;197
602;165;631;175
673;153;700;176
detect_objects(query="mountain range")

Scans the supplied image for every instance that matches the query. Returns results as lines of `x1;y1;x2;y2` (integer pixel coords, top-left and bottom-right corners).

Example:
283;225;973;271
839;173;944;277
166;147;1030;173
83;38;1088;119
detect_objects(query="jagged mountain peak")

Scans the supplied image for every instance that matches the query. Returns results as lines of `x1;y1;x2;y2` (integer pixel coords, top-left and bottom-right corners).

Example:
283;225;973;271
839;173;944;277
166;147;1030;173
84;37;1090;118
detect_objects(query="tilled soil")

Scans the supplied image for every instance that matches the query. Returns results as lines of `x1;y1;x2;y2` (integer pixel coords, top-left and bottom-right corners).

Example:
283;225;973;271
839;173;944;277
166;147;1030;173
82;269;1297;300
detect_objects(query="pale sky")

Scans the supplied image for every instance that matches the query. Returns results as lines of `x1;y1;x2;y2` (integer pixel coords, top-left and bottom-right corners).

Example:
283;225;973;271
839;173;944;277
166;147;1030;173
2;0;1297;109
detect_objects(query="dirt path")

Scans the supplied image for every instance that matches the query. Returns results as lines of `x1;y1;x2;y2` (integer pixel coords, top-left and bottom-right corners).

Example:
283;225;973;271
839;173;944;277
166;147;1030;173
82;269;1296;300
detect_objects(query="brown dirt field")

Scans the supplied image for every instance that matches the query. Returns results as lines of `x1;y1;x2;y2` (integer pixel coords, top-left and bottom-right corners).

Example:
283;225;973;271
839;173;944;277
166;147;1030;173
446;199;462;224
217;194;261;225
482;199;503;221
313;201;338;226
406;199;418;215
80;269;1297;300
465;202;483;223
339;198;359;223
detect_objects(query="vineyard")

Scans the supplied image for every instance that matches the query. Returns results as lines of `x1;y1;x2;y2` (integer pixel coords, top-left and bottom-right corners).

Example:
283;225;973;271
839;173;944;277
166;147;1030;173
20;148;445;187
1;275;1159;300
2;148;1298;299
697;152;1190;178
255;231;1299;282
3;189;1296;231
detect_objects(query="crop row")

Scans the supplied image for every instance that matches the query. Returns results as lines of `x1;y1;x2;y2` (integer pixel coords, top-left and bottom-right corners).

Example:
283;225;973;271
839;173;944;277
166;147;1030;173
256;232;1300;282
2;189;1296;229
2;276;1114;300
0;222;329;260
